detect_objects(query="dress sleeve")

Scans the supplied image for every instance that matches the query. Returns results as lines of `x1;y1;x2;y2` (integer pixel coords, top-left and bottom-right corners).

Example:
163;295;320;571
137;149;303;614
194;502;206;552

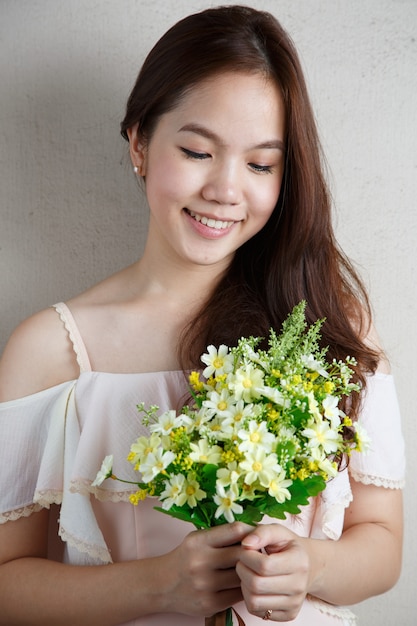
0;381;112;565
0;382;75;522
349;373;405;489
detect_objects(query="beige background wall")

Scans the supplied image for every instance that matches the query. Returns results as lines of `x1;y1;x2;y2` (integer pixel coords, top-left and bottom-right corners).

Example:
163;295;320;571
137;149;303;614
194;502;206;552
1;1;416;623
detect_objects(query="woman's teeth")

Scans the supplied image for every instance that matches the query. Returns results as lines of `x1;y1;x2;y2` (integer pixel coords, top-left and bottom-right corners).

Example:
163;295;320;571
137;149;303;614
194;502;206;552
188;210;234;230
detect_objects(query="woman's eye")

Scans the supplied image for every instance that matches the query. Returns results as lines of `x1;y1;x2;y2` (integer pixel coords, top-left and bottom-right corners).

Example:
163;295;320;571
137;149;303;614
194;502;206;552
180;148;210;160
249;163;273;174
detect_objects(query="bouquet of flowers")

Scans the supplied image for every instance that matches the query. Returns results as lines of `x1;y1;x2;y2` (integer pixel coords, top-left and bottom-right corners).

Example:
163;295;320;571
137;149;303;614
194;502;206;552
93;301;369;624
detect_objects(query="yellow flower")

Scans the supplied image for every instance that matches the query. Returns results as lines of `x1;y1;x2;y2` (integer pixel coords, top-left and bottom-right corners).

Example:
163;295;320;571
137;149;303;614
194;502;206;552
297;467;310;481
214;373;228;387
267;408;279;421
173;451;193;471
221;447;242;464
129;489;148;505
189;371;205;391
323;381;335;394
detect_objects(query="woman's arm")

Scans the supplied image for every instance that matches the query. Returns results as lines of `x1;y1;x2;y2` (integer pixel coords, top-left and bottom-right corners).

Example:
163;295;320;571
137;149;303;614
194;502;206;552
0;510;251;625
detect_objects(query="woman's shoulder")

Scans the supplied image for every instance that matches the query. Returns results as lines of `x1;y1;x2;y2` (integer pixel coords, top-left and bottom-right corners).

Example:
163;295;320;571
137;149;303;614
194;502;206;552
0;307;79;402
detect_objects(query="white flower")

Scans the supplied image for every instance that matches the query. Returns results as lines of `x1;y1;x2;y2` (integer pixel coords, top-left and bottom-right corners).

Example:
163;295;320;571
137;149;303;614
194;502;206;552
354;421;372;454
150;410;186;435
256;385;285;405
216;462;241;488
238;420;276;454
186;408;212;433
267;470;293;502
189;439;222;464
228;365;264;402
301;354;329;378
160;474;187;509
139;449;176;482
322;395;340;427
182;474;206;507
204;415;234;442
339;361;354;386
214;483;243;523
307;392;321;420
302;420;342;454
91;455;113;487
241;343;269;370
221;401;254;435
203;388;235;418
129;433;162;465
239;448;282;487
309;447;338;478
201;344;234;378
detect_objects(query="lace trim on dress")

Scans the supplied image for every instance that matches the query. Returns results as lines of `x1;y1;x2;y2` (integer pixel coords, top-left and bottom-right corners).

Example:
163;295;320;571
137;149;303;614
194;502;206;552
59;525;113;564
34;489;63;507
70;478;134;503
52;303;92;373
349;469;405;490
0;503;44;523
307;596;357;624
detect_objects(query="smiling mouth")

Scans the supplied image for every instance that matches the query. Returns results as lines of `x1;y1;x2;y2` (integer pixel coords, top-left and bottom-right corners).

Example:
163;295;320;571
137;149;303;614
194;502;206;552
186;209;235;230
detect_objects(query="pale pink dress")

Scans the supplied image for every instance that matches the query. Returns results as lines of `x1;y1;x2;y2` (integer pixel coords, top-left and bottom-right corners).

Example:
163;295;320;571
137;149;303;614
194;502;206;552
0;303;406;625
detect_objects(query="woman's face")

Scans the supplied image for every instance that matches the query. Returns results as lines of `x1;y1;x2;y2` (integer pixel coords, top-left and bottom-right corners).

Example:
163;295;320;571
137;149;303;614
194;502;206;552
130;71;286;272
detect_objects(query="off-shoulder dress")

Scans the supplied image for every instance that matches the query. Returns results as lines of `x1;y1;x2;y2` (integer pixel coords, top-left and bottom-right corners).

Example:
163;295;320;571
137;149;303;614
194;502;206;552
0;303;406;625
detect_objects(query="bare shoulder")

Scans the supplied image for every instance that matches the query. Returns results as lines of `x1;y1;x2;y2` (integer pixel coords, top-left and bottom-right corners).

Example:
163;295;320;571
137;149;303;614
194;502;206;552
0;307;79;402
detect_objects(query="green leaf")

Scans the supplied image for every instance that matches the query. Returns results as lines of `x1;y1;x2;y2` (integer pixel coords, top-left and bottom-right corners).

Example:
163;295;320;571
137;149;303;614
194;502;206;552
153;505;211;529
235;504;263;526
200;464;218;493
303;474;327;497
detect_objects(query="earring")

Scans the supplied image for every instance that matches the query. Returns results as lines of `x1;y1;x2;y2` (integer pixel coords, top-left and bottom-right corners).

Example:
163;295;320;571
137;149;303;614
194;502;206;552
133;166;139;174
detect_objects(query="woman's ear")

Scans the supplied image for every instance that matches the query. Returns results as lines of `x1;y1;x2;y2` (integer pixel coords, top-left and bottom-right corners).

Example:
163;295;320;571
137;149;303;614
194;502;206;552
127;124;147;176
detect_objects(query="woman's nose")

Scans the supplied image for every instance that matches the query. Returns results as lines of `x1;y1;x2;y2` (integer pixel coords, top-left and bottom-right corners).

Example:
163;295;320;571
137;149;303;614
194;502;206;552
201;162;242;206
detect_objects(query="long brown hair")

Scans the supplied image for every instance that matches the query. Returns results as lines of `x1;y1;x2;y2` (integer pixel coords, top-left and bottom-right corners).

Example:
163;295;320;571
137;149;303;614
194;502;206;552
120;5;380;417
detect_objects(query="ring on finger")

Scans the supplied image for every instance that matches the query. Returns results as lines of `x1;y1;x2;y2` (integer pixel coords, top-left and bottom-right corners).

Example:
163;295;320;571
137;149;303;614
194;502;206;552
263;609;273;620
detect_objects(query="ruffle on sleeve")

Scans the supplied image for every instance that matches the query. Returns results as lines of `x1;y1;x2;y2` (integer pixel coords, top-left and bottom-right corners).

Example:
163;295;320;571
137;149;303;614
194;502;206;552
310;469;353;541
0;382;112;565
349;373;405;489
310;373;405;542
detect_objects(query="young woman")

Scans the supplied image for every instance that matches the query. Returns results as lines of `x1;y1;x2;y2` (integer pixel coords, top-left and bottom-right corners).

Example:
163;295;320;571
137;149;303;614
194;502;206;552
0;5;404;625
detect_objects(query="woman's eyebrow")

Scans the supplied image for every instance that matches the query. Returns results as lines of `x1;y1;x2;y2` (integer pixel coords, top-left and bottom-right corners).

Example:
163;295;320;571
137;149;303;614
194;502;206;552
178;123;285;152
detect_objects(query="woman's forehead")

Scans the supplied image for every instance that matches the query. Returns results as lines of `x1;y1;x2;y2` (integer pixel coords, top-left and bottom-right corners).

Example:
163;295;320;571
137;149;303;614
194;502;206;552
159;72;286;146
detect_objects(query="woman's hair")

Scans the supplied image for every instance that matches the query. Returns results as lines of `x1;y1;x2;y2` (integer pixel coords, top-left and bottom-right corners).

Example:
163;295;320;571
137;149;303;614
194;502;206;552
120;5;380;417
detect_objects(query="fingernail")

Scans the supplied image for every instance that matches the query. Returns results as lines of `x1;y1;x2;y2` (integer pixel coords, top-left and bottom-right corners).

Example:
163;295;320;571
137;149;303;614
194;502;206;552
242;535;259;547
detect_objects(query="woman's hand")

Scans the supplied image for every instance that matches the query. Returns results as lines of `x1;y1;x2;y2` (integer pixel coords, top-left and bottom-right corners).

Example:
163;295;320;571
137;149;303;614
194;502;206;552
236;524;311;622
236;481;403;621
159;521;253;617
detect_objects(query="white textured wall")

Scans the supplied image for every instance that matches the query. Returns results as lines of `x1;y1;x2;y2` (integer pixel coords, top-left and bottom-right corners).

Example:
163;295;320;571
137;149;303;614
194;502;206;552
1;1;416;623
